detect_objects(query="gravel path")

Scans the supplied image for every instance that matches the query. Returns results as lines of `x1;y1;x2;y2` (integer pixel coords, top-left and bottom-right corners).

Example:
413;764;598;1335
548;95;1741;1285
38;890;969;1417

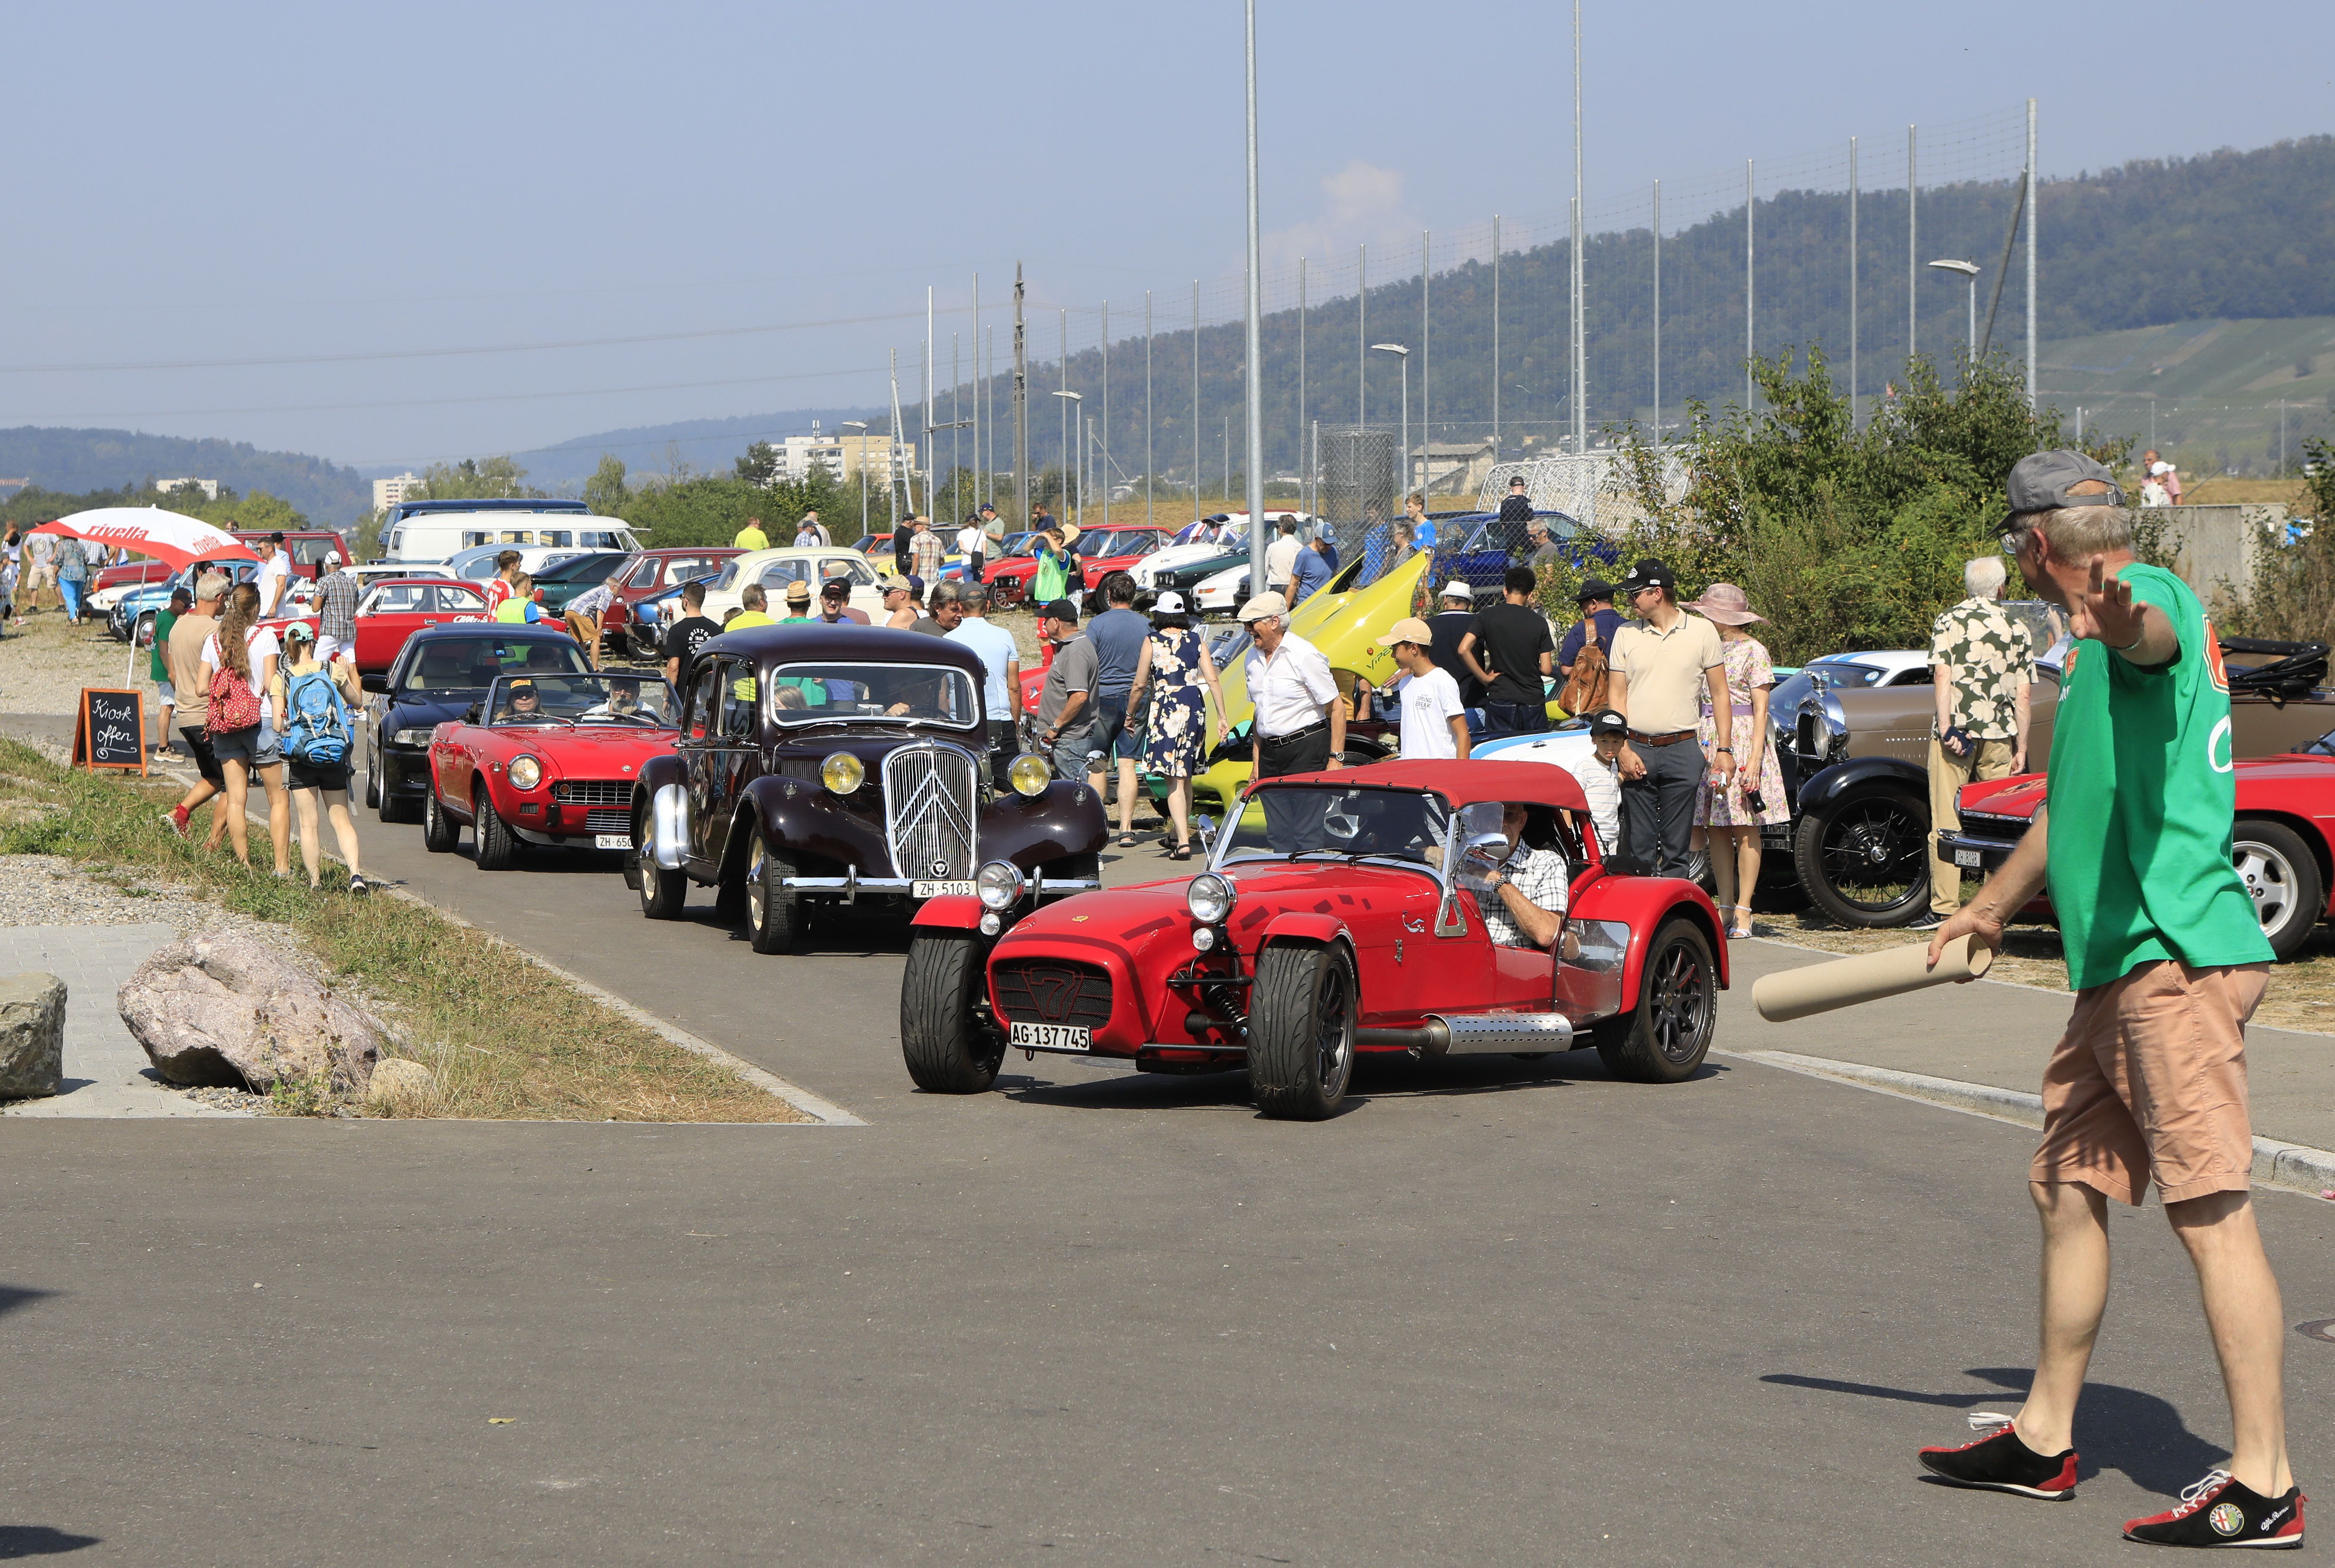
0;611;162;720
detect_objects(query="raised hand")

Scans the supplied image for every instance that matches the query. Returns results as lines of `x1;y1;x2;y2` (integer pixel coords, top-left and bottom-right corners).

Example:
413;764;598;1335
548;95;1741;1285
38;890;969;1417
2070;558;2145;648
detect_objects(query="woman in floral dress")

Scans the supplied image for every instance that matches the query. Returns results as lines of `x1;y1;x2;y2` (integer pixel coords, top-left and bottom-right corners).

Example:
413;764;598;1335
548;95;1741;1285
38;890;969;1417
1127;591;1224;860
1684;583;1788;938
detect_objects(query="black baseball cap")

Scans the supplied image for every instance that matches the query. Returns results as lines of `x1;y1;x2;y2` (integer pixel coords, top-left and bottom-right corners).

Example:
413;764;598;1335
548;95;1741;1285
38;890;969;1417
2004;449;2126;522
1583;707;1628;738
1038;598;1080;623
819;577;849;599
1575;577;1615;604
1618;558;1675;594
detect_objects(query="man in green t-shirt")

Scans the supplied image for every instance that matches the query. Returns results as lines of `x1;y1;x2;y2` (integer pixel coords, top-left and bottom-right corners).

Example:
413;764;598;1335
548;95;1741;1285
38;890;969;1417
1919;452;2299;1546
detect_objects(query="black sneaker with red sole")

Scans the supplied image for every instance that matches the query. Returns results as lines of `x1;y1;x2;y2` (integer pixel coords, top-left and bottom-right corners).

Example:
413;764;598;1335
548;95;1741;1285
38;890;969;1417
2124;1470;2304;1548
1918;1412;2079;1499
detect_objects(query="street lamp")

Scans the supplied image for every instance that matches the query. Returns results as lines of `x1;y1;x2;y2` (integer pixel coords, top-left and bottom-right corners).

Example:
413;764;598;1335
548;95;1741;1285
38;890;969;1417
839;421;870;541
1927;259;1980;371
1051;391;1083;528
1372;343;1410;497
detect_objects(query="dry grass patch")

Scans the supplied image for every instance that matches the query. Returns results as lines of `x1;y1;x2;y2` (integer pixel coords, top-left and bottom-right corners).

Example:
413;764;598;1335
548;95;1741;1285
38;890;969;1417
0;735;804;1121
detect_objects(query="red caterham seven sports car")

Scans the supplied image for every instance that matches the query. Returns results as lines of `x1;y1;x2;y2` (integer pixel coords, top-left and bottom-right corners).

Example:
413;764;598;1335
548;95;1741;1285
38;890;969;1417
423;672;682;870
899;759;1729;1119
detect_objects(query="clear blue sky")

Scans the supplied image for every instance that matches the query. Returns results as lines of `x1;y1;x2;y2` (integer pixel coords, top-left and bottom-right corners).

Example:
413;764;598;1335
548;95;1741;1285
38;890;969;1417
4;0;2325;470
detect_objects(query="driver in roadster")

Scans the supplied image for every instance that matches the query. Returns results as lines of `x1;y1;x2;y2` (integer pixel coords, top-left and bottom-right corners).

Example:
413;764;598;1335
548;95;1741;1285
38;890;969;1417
1461;801;1571;950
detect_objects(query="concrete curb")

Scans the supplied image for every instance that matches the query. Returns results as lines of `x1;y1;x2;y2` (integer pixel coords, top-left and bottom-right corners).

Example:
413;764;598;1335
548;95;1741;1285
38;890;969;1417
1726;1049;2335;1203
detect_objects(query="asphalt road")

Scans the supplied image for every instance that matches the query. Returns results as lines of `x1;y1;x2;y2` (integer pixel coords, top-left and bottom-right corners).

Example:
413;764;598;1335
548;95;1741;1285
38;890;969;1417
5;773;2332;1565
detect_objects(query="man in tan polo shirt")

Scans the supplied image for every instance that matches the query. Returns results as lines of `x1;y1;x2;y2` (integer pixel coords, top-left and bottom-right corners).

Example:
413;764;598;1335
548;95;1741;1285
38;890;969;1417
1606;557;1731;876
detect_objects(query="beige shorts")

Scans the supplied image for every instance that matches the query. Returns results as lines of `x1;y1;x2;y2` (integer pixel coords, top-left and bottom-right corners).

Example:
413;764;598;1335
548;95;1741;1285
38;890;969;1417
2032;959;2269;1205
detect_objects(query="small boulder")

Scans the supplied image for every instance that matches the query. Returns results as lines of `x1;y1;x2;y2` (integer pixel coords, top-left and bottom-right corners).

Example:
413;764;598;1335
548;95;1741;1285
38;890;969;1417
117;933;383;1094
364;1057;436;1116
0;972;66;1099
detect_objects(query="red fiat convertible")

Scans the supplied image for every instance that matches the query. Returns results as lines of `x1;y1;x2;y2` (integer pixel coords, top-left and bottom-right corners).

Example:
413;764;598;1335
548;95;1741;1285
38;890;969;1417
423;673;682;870
899;760;1729;1119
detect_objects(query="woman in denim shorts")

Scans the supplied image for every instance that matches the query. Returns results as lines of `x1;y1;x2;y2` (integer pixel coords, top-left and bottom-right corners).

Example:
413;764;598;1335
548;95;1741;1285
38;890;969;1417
198;583;293;874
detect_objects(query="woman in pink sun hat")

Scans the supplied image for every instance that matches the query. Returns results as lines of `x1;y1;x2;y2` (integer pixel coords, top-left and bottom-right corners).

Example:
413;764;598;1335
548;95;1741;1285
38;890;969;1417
1683;582;1788;939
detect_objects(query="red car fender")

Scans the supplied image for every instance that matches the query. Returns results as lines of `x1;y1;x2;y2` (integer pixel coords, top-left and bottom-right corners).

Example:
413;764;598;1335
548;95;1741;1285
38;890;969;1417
912;895;985;932
1255;910;1351;951
1569;872;1729;998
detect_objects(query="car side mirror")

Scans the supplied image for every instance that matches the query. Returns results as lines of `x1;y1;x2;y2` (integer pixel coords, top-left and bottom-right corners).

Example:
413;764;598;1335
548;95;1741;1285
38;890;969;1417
360;673;390;695
1459;831;1511;871
1193;814;1217;854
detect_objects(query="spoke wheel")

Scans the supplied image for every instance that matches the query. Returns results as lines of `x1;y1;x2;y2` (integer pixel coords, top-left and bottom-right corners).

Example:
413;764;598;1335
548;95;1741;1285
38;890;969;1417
1594;917;1717;1083
1795;789;1929;927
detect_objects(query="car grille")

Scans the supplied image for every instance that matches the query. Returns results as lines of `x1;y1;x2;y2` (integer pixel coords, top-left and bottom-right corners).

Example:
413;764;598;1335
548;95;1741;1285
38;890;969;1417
583;807;631;834
1956;811;2031;835
884;744;979;881
993;959;1113;1029
553;779;630;805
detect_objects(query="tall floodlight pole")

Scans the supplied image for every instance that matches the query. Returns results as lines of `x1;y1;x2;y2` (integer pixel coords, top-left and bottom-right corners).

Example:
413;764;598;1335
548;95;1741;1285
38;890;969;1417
1651;181;1661;445
1745;161;1755;413
1054;391;1084;530
1101;301;1111;528
887;349;904;526
1013;265;1028;528
1297;256;1307;516
1420;230;1431;482
951;331;961;517
2025;98;2038;415
1492;215;1502;458
1908;125;1918;371
840;421;869;539
1570;0;1586;454
1373;344;1409;494
1358;243;1368;427
1928;259;1980;376
1145;291;1154;530
986;324;996;502
1568;198;1582;449
1848;138;1859;426
1060;309;1070;507
971;273;980;505
1192;281;1201;508
1242;0;1267;594
925;288;935;515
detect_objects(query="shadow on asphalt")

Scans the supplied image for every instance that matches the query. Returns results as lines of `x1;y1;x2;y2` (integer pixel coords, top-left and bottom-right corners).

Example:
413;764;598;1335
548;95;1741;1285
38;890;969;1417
990;1053;1726;1118
0;1285;56;1321
1761;1368;2229;1495
0;1525;100;1558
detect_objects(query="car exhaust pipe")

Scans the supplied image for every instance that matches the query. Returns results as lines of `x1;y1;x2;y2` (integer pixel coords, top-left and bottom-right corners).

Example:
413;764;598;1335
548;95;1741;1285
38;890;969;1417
1355;1013;1576;1056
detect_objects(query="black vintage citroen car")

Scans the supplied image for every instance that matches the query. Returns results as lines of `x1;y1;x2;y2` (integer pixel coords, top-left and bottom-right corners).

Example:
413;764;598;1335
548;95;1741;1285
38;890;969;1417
625;623;1106;951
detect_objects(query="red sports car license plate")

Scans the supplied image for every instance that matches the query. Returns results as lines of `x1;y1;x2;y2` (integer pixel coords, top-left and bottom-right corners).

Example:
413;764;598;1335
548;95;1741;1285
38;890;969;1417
1009;1021;1090;1053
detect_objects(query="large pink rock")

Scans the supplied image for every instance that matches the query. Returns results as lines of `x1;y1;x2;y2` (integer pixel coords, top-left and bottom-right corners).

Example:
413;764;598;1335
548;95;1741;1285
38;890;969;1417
117;933;382;1093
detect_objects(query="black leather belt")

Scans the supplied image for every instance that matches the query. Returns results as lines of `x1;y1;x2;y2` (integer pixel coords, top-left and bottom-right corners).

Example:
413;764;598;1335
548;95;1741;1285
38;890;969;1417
1629;729;1696;746
1258;721;1328;746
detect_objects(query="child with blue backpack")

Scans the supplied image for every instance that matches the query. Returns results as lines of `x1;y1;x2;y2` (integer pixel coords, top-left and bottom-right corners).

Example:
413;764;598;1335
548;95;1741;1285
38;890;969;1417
270;623;370;894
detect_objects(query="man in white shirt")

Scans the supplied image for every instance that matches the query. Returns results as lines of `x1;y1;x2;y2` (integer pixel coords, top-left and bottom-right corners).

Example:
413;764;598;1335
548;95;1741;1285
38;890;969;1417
956;516;988;586
1375;617;1469;761
257;533;293;617
792;512;830;547
945;586;1024;786
1240;590;1343;851
563;577;621;670
1263;515;1302;593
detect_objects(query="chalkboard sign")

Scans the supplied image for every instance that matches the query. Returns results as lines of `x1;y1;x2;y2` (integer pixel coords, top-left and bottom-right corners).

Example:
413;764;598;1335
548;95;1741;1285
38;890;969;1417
72;688;147;776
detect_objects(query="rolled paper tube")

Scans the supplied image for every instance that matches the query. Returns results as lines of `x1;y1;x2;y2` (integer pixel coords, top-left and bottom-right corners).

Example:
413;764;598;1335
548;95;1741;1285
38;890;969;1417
1751;934;1996;1023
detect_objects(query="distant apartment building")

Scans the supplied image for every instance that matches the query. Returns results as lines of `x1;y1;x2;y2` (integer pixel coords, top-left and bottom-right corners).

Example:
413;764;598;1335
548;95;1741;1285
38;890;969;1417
155;477;221;500
780;423;911;484
373;472;423;511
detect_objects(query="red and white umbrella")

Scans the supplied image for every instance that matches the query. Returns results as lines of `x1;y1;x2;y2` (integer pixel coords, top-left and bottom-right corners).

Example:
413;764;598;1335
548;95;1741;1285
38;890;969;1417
32;507;259;571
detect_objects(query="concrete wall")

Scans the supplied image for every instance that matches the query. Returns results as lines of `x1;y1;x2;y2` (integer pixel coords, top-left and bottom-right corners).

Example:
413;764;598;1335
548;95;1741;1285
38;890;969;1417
2147;503;2290;601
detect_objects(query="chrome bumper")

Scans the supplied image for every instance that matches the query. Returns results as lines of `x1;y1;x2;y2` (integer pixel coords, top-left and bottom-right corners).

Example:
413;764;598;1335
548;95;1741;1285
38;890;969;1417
781;869;1101;903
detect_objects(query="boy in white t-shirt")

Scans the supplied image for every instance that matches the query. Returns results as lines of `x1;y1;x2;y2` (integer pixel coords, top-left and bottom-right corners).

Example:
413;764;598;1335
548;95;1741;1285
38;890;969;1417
1560;707;1628;861
1376;617;1470;761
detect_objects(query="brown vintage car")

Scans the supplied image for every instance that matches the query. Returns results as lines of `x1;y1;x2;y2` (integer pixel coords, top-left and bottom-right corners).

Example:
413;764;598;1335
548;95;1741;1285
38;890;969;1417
1785;630;2335;926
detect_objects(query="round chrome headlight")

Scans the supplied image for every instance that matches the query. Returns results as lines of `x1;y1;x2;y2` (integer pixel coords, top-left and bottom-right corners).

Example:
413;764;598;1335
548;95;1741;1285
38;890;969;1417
1007;752;1052;798
1186;872;1235;926
976;860;1026;911
508;755;542;790
820;751;865;795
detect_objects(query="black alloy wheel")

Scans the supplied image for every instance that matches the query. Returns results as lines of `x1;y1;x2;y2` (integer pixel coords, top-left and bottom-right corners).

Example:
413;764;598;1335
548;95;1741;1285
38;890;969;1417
1794;788;1929;928
1593;917;1717;1083
376;750;421;823
1247;940;1357;1121
899;933;1005;1093
363;737;381;810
